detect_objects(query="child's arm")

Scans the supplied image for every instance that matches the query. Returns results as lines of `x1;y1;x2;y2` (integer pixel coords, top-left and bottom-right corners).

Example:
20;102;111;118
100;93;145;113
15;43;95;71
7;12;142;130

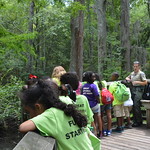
19;120;36;133
91;121;97;136
95;96;101;103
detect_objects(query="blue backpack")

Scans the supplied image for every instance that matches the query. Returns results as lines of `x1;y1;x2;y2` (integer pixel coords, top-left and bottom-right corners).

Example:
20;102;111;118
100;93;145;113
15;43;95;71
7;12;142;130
114;82;130;102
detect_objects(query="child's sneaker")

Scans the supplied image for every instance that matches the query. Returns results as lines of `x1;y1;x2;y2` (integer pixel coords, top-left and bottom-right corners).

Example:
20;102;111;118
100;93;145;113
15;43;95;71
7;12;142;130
103;130;107;136
112;127;122;133
107;130;111;136
125;124;132;129
97;132;103;139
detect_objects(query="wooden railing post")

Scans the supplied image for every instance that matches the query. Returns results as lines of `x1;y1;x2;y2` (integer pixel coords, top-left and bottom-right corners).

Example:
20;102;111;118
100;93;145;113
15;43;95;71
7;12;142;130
141;100;150;128
13;132;56;150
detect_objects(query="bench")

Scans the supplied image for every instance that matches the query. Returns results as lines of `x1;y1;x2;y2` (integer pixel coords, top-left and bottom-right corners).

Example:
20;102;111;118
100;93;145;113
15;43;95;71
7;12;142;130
141;100;150;128
13;132;56;150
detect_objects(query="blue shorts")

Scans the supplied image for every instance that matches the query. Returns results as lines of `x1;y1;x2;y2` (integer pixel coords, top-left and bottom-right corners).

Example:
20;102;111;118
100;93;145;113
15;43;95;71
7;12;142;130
91;104;101;115
101;104;112;112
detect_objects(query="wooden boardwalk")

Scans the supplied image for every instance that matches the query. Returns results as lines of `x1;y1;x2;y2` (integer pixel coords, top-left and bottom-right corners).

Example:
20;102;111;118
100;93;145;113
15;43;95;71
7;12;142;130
101;125;150;150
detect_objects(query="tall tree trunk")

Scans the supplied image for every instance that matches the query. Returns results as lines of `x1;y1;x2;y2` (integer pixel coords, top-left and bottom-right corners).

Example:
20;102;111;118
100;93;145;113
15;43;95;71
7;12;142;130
95;0;106;78
120;0;130;72
28;1;35;73
148;0;150;18
87;0;94;70
69;0;84;81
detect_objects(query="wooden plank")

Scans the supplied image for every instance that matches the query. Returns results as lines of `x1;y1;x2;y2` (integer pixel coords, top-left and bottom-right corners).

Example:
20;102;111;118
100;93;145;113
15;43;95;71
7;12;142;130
101;126;150;150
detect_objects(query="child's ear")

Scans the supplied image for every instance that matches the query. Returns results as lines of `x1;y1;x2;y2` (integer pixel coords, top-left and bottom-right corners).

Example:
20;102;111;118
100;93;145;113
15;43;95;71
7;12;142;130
35;103;44;112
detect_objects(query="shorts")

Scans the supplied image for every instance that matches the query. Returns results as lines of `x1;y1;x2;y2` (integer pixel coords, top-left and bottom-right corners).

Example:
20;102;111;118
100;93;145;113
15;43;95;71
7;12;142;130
124;106;132;117
91;104;101;115
101;104;112;113
113;104;125;118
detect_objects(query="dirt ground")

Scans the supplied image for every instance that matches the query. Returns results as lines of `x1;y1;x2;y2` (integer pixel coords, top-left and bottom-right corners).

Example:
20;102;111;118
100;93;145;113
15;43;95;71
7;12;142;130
0;119;23;150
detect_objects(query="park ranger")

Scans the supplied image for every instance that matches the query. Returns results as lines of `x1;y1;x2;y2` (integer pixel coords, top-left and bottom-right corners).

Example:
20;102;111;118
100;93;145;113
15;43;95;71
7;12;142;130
126;61;147;127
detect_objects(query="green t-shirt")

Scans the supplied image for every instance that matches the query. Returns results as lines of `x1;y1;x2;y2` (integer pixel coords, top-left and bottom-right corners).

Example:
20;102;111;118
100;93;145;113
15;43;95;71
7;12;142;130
76;95;94;126
109;81;123;106
52;77;61;86
59;95;94;127
88;129;101;150
59;96;74;104
81;81;87;86
94;81;100;92
31;108;95;150
101;80;107;89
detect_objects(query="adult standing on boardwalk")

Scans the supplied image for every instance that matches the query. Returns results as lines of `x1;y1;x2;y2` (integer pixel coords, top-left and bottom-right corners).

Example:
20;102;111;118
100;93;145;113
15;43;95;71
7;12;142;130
126;61;147;127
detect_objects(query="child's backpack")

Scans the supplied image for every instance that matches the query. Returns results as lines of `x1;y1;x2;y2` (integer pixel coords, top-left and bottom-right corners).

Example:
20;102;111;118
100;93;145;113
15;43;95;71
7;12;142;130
142;82;150;100
101;88;114;104
113;82;130;102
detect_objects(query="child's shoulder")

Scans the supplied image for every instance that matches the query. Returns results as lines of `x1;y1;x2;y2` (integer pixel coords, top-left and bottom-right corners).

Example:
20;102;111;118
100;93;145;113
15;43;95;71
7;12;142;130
77;95;88;101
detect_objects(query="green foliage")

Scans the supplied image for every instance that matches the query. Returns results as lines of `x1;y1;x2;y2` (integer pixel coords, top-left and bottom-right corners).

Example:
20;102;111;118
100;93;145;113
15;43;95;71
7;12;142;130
0;30;37;53
0;0;149;82
0;76;23;123
32;4;71;72
68;2;86;17
130;5;147;23
130;2;149;46
0;0;71;77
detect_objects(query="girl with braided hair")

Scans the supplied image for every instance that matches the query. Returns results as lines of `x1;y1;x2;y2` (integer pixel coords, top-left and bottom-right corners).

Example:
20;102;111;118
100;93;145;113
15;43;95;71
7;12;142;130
19;79;96;150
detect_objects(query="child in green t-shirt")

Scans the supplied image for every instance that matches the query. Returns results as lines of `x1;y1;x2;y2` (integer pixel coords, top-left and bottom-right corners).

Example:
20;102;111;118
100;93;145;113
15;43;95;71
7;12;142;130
109;72;125;133
60;72;97;135
19;79;101;150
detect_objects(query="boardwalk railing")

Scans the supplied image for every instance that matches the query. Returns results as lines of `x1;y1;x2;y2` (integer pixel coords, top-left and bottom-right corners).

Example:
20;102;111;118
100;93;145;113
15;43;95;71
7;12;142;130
141;100;150;128
13;132;56;150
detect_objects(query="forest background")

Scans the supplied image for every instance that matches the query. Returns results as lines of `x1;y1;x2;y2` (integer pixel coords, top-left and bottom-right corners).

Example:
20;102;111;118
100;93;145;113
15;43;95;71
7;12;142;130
0;0;150;141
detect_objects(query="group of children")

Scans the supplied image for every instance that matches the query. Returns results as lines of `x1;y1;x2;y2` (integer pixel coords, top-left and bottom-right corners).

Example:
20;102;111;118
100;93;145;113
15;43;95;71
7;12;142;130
19;66;133;150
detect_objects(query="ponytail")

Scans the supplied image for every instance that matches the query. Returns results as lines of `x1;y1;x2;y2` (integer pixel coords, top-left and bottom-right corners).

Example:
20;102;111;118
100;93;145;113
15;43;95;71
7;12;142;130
53;101;87;128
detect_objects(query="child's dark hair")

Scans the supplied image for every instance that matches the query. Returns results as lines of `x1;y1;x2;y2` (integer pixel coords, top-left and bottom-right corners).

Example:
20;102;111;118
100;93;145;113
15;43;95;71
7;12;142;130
41;76;51;81
19;79;87;128
112;72;119;79
82;72;87;82
60;72;79;101
26;78;38;87
83;71;94;83
94;73;100;81
94;73;103;90
22;74;38;90
60;72;79;90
